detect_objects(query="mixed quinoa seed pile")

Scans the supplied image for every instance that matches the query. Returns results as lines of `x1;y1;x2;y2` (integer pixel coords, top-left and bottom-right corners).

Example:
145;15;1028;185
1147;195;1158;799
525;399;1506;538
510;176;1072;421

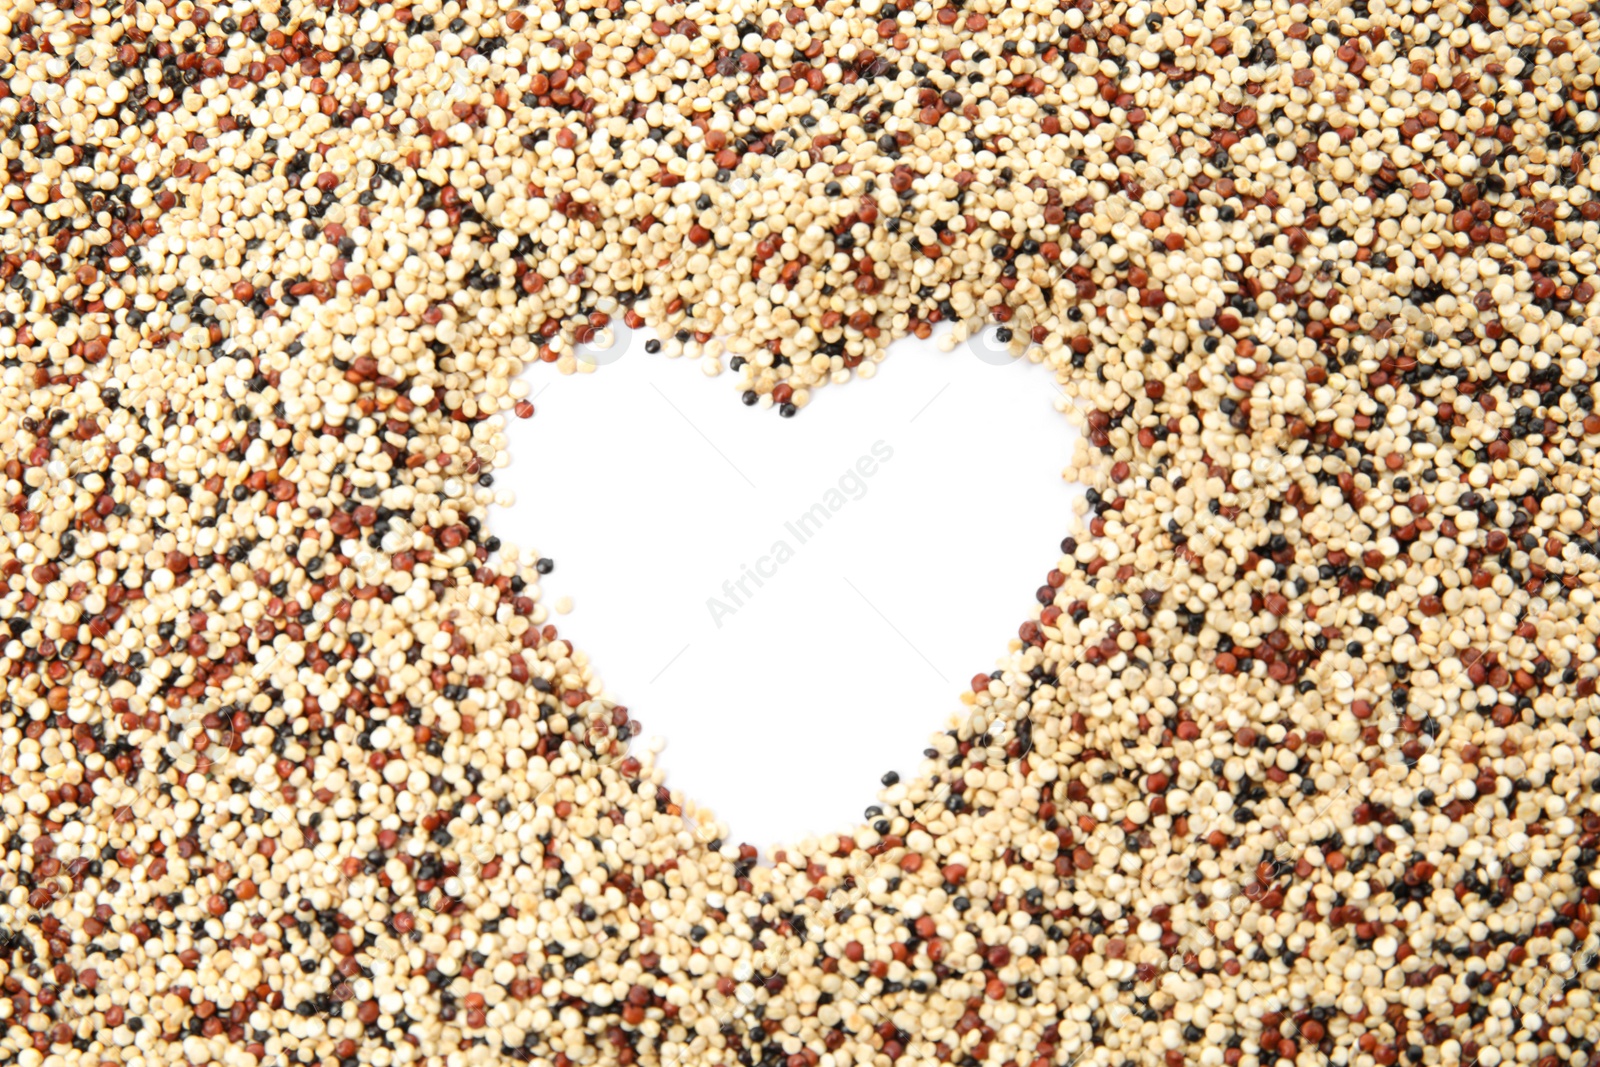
6;0;1600;1063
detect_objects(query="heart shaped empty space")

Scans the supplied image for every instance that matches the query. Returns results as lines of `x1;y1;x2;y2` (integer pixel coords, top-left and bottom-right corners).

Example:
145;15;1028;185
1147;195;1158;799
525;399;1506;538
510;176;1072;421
495;336;1082;848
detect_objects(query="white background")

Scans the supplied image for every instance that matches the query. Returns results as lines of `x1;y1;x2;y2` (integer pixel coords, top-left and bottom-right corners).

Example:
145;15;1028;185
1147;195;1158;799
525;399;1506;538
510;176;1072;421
495;329;1083;850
